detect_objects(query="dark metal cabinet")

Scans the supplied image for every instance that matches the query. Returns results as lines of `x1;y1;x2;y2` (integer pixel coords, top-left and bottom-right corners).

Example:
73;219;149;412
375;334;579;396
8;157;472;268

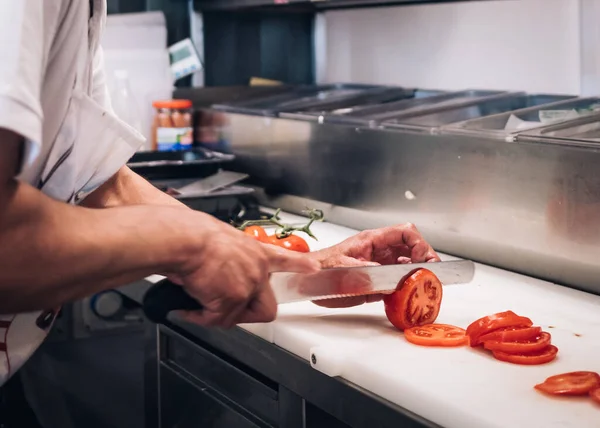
153;324;437;428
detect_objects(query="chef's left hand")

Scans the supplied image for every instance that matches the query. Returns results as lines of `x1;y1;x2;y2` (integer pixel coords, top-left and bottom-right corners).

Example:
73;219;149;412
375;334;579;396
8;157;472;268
309;223;440;308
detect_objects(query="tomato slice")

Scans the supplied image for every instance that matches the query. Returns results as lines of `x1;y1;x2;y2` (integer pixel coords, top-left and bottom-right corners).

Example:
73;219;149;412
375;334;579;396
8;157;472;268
384;269;443;331
535;371;600;396
478;326;542;343
590;388;600;404
466;311;533;347
268;234;310;253
492;345;558;365
483;331;551;354
243;226;268;242
404;324;468;347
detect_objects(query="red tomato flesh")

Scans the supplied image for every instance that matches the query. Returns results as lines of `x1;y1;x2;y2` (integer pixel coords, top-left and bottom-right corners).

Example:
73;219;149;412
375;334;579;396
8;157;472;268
492;344;558;365
268;234;310;253
243;226;268;242
535;371;600;396
478;326;542;344
384;269;443;331
590;388;600;404
466;311;533;347
483;331;551;354
404;324;468;347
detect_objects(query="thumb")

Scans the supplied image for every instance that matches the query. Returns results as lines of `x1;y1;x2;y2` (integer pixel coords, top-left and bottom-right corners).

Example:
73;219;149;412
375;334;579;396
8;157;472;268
263;244;321;273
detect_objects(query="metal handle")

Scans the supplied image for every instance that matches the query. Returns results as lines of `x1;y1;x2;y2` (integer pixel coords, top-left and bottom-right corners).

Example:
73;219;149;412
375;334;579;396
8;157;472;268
142;279;202;324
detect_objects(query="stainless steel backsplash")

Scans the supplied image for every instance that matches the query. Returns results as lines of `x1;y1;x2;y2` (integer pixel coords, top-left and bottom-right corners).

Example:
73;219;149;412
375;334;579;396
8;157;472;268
202;111;600;296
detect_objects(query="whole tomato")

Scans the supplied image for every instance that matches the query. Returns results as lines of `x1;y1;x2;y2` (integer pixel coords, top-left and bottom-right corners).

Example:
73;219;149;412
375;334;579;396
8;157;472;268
268;234;310;253
243;226;268;242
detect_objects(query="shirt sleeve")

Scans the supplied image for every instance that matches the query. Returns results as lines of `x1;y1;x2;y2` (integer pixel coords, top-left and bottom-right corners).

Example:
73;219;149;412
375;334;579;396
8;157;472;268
90;46;114;114
0;1;44;168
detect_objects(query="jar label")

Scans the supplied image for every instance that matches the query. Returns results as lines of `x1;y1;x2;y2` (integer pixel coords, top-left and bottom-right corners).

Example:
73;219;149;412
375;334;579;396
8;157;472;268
156;127;193;151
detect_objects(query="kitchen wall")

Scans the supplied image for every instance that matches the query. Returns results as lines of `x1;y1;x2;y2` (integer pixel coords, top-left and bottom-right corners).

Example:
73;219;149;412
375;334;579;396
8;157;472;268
321;0;584;94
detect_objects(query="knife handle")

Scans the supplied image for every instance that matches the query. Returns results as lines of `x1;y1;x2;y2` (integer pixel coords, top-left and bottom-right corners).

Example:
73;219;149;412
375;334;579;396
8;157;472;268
142;279;202;324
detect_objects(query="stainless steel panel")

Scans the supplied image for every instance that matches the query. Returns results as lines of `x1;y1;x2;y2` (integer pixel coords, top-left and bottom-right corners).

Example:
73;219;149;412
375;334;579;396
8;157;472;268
443;96;600;141
382;93;569;134
212;83;382;116
517;112;600;147
215;112;600;296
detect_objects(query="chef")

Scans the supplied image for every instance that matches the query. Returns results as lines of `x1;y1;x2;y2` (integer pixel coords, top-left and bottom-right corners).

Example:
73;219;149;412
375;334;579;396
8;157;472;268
0;1;439;427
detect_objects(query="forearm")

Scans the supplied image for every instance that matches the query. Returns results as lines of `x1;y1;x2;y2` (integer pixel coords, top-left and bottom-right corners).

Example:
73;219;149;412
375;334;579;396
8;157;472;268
81;166;186;209
0;179;197;313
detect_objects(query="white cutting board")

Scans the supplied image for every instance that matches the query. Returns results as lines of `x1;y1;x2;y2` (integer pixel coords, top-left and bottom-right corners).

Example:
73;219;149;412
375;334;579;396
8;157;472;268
240;211;600;428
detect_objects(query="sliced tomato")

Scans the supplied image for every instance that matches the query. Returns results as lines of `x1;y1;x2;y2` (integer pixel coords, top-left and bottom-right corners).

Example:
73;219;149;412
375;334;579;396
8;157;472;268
243;226;268;242
478;326;542;344
466;311;533;347
590;388;600;404
404;324;468;347
492;345;558;365
268;234;310;253
535;371;600;396
384;269;443;331
483;331;551;354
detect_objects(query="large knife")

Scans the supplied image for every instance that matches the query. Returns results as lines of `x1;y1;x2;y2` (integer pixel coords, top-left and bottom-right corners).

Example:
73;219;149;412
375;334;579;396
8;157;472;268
142;260;475;324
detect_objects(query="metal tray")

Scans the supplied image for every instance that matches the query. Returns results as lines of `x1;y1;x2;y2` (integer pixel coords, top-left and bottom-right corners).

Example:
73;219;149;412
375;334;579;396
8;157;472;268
329;89;512;128
440;95;595;141
127;148;235;180
516;112;600;148
211;83;383;117
380;92;570;134
280;88;440;122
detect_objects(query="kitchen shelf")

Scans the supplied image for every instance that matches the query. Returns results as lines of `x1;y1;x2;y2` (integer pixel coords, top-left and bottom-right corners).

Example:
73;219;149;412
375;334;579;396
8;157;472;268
194;0;499;12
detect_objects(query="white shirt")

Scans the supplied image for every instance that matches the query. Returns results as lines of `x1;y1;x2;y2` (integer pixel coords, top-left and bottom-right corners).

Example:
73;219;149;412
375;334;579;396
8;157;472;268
0;0;144;387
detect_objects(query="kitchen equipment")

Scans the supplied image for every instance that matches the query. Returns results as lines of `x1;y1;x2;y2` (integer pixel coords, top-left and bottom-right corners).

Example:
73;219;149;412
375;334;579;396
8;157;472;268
212;84;383;117
167;170;249;197
141;260;475;323
127;147;234;180
516;110;600;147
443;96;598;141
381;93;572;134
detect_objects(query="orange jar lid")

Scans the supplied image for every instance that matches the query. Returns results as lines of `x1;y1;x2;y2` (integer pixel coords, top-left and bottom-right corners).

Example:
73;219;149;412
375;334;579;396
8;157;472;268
152;99;192;109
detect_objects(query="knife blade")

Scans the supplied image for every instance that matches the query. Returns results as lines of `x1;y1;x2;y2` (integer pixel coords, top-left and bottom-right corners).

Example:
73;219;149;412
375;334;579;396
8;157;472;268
142;260;474;324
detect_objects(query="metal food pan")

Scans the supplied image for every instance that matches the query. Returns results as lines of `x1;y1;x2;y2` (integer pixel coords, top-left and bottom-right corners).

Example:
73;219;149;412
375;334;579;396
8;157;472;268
127;148;235;180
379;92;567;134
516;111;600;148
211;83;383;117
440;95;593;141
342;89;508;120
278;87;418;122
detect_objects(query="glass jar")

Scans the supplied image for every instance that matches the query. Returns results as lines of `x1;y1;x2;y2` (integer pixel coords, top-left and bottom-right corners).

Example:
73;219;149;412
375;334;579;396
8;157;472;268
151;99;193;151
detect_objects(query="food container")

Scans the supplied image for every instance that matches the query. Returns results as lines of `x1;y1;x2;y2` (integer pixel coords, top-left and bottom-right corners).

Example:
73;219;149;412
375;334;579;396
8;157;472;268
323;89;509;127
440;95;598;141
516;111;600;147
379;92;568;134
211;84;383;117
151;99;194;151
127;147;234;180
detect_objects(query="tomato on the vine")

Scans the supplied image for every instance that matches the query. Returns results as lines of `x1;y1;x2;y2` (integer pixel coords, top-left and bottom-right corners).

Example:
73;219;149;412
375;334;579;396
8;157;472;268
384;268;443;331
535;371;600;396
268;234;310;253
243;226;268;242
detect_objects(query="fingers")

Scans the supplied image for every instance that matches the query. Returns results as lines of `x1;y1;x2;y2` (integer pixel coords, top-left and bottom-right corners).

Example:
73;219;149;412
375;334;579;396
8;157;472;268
362;224;440;263
264;244;321;274
237;285;278;324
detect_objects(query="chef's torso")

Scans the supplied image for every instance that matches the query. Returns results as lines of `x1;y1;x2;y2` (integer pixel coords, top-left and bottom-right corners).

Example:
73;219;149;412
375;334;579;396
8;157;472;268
0;0;143;387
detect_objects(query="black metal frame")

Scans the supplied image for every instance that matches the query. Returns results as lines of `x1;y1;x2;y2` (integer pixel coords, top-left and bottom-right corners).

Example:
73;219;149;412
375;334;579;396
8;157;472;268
194;0;501;12
153;319;441;428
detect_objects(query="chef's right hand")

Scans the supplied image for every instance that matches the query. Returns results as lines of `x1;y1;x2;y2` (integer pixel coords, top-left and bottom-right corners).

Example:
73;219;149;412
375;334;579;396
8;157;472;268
170;215;319;328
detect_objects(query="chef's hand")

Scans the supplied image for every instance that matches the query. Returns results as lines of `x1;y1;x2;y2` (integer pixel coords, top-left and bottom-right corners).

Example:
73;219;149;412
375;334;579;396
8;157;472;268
170;215;320;328
310;223;439;308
